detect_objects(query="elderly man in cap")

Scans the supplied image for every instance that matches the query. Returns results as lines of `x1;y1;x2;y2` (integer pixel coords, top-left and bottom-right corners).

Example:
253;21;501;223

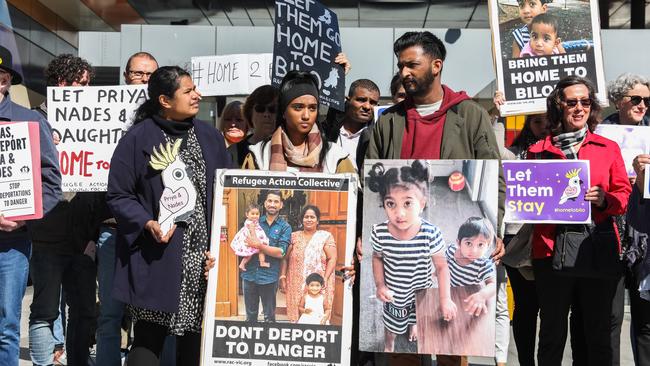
0;45;62;366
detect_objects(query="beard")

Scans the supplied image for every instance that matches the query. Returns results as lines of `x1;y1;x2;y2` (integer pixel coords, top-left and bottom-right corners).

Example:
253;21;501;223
403;68;435;98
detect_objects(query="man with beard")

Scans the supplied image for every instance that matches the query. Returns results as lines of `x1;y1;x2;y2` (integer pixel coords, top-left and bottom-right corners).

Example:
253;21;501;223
365;31;505;366
324;79;380;170
241;190;291;322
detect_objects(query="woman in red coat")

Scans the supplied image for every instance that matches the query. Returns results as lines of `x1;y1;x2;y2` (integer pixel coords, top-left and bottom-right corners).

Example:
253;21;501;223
528;76;632;366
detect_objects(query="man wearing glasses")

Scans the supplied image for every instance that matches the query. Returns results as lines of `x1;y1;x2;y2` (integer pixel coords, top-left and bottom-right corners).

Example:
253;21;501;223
123;52;158;85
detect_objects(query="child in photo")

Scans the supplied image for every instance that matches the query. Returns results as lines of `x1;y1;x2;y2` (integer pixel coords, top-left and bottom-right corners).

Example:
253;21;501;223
229;203;270;271
446;217;497;317
520;13;565;57
298;273;331;325
511;0;551;57
368;160;455;352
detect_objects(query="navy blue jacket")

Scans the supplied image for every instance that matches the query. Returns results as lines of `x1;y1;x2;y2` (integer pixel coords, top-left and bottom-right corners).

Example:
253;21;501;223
107;117;231;313
0;94;62;243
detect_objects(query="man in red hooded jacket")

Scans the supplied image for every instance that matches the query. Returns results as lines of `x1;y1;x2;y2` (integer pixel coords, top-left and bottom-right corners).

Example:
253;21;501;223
365;31;506;366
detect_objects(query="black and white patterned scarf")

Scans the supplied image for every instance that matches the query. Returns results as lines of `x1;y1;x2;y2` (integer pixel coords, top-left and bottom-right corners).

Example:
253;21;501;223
552;126;587;160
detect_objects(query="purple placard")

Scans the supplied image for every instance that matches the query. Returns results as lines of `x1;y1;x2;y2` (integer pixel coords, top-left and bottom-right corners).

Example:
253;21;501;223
504;160;591;224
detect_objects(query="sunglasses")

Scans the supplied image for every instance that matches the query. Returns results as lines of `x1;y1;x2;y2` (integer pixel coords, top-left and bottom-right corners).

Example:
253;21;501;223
563;98;592;108
625;95;650;107
254;104;276;114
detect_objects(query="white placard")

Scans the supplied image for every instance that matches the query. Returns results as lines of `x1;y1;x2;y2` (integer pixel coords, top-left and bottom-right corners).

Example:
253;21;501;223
645;164;650;199
191;53;273;96
47;84;148;192
595;124;650;177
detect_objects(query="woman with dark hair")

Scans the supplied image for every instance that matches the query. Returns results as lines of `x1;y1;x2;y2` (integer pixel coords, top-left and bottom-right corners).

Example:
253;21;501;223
219;100;247;147
528;76;631;365
229;85;279;166
280;205;337;323
242;70;355;174
107;66;231;365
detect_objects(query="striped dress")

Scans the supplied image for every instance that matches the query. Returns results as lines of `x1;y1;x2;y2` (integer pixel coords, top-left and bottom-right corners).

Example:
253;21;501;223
512;24;530;51
370;219;444;334
445;245;495;287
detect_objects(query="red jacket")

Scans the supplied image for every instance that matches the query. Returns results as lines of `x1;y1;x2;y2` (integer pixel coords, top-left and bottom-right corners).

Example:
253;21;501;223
527;130;632;259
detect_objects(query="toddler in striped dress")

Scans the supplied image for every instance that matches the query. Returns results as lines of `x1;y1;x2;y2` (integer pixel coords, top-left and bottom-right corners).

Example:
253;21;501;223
446;217;497;317
368;160;455;352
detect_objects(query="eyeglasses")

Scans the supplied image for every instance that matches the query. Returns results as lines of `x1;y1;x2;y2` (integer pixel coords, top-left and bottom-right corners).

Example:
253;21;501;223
625;95;650;108
563;98;592;108
254;104;276;114
127;70;153;79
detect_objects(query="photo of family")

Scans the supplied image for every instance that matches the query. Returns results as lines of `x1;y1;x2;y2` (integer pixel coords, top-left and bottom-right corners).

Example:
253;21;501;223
201;171;356;366
360;160;498;357
488;0;606;115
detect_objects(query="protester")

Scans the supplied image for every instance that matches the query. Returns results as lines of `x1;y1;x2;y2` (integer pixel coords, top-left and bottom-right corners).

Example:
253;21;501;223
123;52;158;85
242;70;355;174
529;76;631;365
96;51;160;366
390;73;406;104
107;66;231;365
280;205;337;323
28;54;104;366
628;153;650;364
365;30;505;366
219;100;247;147
0;45;62;366
323;79;380;169
603;73;650;126
228;85;279;167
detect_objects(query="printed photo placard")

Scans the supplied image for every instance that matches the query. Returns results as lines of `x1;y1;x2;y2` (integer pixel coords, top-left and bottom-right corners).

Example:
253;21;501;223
201;170;357;366
360;160;498;357
504;160;591;224
488;0;606;116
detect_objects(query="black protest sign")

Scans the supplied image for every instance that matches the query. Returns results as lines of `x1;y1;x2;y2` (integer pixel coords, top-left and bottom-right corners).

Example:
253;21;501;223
272;0;345;111
503;50;597;101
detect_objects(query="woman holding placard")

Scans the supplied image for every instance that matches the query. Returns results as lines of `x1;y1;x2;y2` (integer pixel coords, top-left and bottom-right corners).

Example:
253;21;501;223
603;73;650;127
107;66;231;365
528;76;631;365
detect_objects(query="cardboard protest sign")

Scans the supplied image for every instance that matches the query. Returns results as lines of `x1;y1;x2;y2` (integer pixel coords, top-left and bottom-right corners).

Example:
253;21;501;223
504;160;591;224
201;170;356;365
360;160;498;357
595;124;650;177
272;0;345;111
47;84;147;192
488;0;606;116
0;122;42;220
191;53;273;96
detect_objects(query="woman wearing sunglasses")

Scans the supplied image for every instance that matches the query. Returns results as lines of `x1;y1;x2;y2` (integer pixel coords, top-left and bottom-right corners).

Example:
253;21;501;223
604;74;650;364
603;73;650;127
527;76;631;365
229;85;280;167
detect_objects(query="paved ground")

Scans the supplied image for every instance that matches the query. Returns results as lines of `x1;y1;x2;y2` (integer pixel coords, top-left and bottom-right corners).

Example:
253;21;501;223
19;285;636;366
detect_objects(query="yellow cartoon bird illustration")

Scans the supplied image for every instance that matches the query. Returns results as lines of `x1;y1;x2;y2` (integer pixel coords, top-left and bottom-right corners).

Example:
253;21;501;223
559;168;583;205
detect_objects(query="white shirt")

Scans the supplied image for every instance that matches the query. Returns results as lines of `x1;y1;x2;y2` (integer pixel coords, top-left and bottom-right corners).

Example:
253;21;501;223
336;125;366;168
415;100;442;116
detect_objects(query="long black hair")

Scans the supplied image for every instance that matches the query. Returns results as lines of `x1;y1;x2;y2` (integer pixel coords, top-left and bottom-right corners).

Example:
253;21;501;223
133;66;191;124
276;70;330;164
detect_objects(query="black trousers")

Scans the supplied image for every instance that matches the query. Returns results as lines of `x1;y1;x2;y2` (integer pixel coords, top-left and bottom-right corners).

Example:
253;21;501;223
126;321;200;366
570;274;625;366
533;258;618;366
630;275;650;365
505;264;539;366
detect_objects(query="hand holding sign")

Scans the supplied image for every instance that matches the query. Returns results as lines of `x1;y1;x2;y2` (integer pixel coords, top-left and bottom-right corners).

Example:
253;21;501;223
145;220;176;244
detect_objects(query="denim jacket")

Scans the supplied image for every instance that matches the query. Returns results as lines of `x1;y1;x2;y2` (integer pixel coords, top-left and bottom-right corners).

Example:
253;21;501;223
241;215;291;285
